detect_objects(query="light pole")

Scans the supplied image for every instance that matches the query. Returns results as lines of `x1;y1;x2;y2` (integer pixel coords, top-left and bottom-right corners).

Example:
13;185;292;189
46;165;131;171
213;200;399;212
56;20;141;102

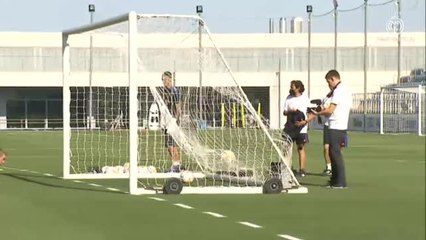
333;0;338;69
363;0;368;132
196;5;204;124
88;4;95;130
396;0;401;83
307;5;312;98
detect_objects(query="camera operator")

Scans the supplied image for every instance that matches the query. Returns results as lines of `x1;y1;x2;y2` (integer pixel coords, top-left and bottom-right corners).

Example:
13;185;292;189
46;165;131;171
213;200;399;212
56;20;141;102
311;70;352;188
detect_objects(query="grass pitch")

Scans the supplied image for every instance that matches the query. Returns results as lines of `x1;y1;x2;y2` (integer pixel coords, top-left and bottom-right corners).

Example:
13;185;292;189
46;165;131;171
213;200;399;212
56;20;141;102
0;130;424;240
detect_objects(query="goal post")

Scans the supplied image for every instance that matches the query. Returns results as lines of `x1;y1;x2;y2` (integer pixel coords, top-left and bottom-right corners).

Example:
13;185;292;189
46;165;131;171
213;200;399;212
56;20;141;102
379;83;425;136
62;12;306;195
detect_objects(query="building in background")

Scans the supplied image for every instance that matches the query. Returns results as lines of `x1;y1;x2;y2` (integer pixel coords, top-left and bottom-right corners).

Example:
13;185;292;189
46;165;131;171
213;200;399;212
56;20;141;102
0;31;424;130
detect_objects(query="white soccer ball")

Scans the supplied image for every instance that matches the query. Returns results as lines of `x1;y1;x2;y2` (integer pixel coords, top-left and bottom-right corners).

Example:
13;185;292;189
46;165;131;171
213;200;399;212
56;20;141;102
138;166;149;174
113;165;124;174
221;150;236;162
180;170;194;183
123;162;130;173
220;150;237;170
103;166;115;174
147;165;157;174
101;166;109;173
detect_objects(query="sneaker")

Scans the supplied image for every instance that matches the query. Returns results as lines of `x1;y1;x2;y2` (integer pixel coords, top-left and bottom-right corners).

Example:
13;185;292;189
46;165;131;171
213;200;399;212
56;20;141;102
298;169;306;177
323;169;332;176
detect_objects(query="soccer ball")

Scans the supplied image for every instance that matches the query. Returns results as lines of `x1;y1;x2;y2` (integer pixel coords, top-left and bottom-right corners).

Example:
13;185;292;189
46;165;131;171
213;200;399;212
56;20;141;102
137;166;149;174
137;166;157;174
113;165;124;174
123;162;130;173
221;150;236;162
147;165;157;174
220;150;237;170
180;170;194;183
102;166;115;174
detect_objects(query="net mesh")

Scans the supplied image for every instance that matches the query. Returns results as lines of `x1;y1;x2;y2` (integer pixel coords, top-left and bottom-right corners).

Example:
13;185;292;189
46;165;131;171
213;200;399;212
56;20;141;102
381;85;425;135
65;14;297;189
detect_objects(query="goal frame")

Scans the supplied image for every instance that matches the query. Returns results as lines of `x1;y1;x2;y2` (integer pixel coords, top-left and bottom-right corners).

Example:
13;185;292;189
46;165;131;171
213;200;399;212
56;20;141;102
62;12;306;195
62;12;140;190
379;84;425;136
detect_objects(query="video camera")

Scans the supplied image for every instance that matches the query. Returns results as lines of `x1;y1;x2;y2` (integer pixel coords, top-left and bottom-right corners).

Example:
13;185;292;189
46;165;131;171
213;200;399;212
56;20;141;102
307;99;323;124
307;99;322;114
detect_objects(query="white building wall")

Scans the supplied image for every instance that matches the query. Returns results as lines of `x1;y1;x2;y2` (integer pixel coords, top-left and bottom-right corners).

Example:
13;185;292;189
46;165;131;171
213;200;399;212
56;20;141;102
0;31;425;129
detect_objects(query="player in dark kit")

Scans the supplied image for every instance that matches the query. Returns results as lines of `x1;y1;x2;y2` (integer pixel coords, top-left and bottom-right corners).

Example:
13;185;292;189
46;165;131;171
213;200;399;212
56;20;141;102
161;71;182;172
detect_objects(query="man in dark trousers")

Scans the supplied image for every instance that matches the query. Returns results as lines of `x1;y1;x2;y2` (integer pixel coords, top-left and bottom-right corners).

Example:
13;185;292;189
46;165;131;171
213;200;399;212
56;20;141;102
161;71;182;172
312;70;352;188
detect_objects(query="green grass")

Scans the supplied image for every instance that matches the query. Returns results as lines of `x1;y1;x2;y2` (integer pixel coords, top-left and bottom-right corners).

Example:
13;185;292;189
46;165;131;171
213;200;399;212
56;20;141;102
0;131;424;240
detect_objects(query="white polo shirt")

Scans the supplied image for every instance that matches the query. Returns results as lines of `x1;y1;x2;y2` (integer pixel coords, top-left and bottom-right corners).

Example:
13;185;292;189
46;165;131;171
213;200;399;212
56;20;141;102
322;96;332;127
283;94;310;133
328;83;352;130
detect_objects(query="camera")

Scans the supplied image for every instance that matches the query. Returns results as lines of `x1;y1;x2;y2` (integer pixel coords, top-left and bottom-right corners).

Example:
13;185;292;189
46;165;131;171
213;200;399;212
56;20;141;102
307;99;322;114
307;99;323;124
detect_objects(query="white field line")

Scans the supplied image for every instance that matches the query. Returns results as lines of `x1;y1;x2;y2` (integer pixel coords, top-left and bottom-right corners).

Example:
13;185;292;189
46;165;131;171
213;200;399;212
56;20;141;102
174;203;194;209
1;166;125;193
88;183;102;187
278;234;303;240
2;166;305;239
202;212;226;218
238;221;263;229
12;155;58;159
148;197;166;202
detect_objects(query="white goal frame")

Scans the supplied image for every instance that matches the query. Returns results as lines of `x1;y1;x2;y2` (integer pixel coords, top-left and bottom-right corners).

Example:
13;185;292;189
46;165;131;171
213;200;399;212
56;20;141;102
62;12;306;195
379;84;425;136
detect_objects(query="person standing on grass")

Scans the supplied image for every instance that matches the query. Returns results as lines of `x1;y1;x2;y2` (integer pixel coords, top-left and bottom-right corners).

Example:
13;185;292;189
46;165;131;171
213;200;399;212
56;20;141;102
312;70;352;188
321;90;349;176
160;71;182;172
0;149;7;165
283;80;315;177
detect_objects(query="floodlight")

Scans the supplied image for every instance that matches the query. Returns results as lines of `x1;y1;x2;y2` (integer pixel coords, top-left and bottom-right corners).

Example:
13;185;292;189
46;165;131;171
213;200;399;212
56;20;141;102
89;4;95;12
196;5;203;14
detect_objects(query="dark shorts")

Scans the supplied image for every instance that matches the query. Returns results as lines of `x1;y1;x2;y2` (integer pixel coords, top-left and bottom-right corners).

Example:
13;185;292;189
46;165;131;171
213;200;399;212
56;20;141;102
292;133;309;145
164;130;177;148
323;126;348;147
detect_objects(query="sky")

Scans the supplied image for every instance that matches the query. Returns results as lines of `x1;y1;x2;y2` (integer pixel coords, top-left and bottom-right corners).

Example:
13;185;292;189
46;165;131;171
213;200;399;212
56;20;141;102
0;0;424;33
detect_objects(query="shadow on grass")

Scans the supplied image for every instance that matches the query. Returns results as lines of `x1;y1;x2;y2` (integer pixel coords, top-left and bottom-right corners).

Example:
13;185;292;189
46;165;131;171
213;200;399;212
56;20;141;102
298;172;330;187
305;172;328;177
1;172;125;195
298;181;329;187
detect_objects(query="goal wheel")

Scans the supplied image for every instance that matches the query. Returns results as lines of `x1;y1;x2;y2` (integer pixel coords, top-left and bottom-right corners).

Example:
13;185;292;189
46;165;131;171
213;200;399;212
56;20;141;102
163;178;183;194
263;178;283;194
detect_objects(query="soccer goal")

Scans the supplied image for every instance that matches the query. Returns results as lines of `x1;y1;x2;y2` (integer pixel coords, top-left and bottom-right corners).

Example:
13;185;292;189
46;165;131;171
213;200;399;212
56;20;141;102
379;83;425;136
62;12;306;194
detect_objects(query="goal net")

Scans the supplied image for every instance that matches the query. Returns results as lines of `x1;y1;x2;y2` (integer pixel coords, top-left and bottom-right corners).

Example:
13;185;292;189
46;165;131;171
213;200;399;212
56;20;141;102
62;12;304;194
380;84;425;136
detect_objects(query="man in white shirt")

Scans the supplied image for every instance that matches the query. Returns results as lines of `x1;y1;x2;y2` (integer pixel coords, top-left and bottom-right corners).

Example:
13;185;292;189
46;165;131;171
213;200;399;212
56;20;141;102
321;90;349;176
283;80;315;177
314;70;352;188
